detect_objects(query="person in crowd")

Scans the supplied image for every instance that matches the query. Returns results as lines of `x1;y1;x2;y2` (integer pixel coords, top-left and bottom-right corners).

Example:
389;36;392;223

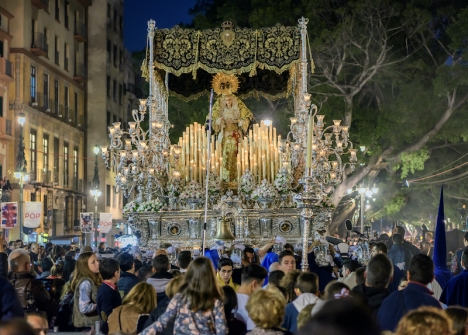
323;281;351;300
117;252;140;296
282;272;321;333
235;264;268;331
338;259;360;289
144;275;184;335
48;261;64;279
6;241;16;255
63;255;76;283
284;243;301;269
147;255;173;314
26;313;48;335
217;258;239;290
246;288;288;335
440;249;468;307
7;249;52;319
108;282;156;335
0;275;24;320
177;250;192;273
37;257;54;279
97;258;122;334
242;247;260;266
387;234;413;272
50;245;65;263
355;267;366;286
71;252;102;329
169;269;182;277
29;243;39;264
456;232;468;269
137;266;154;282
372;242;404;292
0;319;36;335
98;242;106;254
387;226;420;256
378;254;441;331
297;298;381;335
395;307;453;335
280;270;301;303
351;254;392;316
445;306;468;335
265;270;285;289
140;257;227;335
278;250;296;275
222;286;247;335
134;259;143;274
45;261;66;306
259;239;279;271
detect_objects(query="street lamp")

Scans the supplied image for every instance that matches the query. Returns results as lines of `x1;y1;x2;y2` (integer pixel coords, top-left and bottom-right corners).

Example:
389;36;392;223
358;186;378;233
14;113;28;241
90;145;101;247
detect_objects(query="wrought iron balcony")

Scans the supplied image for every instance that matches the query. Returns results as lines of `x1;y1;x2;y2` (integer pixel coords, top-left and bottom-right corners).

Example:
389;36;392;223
31;0;49;10
73;63;86;83
31;33;48;57
0;58;13;83
74;21;87;42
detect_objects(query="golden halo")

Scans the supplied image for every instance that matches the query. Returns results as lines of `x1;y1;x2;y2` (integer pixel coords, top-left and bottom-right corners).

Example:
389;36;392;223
211;73;239;96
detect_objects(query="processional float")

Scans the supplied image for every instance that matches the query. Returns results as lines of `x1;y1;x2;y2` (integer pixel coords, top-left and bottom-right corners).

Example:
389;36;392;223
101;19;358;270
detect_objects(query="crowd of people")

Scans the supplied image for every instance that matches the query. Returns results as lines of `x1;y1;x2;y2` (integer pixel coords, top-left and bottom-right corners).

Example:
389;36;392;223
0;226;467;335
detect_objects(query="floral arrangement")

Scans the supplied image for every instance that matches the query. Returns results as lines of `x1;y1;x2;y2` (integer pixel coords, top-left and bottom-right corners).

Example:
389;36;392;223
123;198;164;214
239;170;256;195
206;173;221;195
252;179;278;200
179;180;204;201
274;168;293;194
317;196;335;210
167;179;182;197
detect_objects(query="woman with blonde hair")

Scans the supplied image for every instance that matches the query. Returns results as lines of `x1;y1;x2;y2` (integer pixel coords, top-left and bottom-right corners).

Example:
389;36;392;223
108;282;156;334
395;307;453;335
246;288;288;335
140;257;227;335
71;252;102;329
443;307;468;335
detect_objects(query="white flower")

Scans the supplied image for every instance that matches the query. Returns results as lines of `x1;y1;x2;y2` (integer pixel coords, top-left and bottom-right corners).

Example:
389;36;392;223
123;198;163;214
205;174;221;196
274;168;293;194
239;170;256;195
252;179;278;199
180;180;204;201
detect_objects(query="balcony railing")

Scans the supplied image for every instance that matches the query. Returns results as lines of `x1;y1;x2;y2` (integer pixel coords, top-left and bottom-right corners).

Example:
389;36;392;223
0;58;14;83
31;33;48;57
77;114;86;129
74;21;87;42
0;117;14;141
30;93;52;112
42;170;52;185
73;63;86;83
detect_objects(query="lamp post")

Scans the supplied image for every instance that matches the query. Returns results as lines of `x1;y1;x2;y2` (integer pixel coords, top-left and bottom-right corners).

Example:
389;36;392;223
90;145;101;247
358;186;378;232
14;113;28;241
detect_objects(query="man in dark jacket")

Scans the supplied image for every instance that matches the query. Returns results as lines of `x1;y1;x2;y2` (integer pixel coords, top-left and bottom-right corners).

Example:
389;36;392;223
351;254;392;317
0;238;24;320
456;232;468;266
386;226;420;256
117;252;140;296
441;249;468;308
372;242;403;293
7;249;52;321
387;234;412;272
378;254;441;331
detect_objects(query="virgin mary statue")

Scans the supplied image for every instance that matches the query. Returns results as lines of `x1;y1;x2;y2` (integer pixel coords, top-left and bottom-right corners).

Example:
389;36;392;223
210;74;253;184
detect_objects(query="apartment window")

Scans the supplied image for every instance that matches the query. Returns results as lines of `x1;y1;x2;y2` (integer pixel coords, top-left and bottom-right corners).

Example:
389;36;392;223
113;114;117;123
106;184;111;206
43;74;49;109
106;76;111;97
54;80;59;115
0;96;3;117
43;134;49;173
74;92;78;124
64;43;69;71
113;80;116;101
63;142;69;187
119;84;122;105
32;20;36;45
107;4;111;21
119;50;122;69
43;28;48;57
119;15;123;33
0;41;3;58
54;36;59;65
30;66;37;103
64;86;69;119
107;39;111;63
30;129;37;180
113;44;117;66
113;9;117;31
106;111;111;126
73;147;78;185
64;1;69;28
55;0;60;21
53;138;59;183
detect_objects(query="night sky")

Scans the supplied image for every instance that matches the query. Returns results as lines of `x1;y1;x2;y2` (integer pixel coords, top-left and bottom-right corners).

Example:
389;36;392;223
124;0;197;52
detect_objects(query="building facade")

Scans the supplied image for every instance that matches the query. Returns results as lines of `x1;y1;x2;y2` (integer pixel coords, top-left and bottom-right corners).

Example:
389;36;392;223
87;0;138;245
4;0;90;242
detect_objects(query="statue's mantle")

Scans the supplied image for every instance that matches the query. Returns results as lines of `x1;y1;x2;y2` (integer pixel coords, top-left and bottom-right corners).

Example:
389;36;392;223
126;208;305;248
